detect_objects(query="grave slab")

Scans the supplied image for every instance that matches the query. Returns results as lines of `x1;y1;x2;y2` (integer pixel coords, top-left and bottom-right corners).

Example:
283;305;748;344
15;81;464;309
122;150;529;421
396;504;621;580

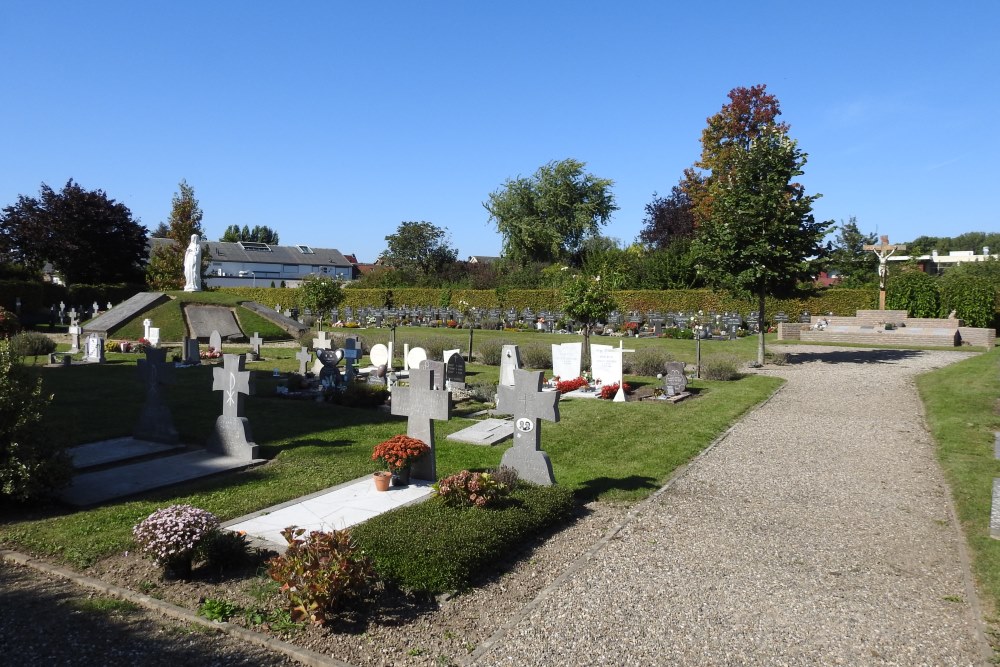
66;437;183;470
446;418;515;446
186;305;243;340
240;302;309;337
82;292;170;337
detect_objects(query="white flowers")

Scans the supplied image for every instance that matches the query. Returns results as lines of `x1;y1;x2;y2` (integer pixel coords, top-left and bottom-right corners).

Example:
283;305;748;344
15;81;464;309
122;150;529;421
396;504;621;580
132;504;220;566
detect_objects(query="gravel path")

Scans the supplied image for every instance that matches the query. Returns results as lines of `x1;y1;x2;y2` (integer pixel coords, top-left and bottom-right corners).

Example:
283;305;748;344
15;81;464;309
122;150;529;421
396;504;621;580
472;347;990;666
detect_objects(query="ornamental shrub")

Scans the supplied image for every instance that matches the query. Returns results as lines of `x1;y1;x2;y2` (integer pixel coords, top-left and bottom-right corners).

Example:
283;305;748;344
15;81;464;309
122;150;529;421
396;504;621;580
0;308;19;338
372;434;430;471
132;505;220;573
519;343;551;369
0;339;71;501
197;529;254;573
267;527;375;626
701;354;744;381
10;331;56;358
885;270;939;318
598;382;632;400
435;470;509;508
624;348;673;376
324;383;388;408
938;271;997;328
476;339;513;366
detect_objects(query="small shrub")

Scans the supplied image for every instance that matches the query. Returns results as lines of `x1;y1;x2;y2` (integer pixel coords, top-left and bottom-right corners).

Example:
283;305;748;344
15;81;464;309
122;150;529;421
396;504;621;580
324;382;388;408
467;381;497;404
421;336;455;362
198;598;241;622
624;348;673;377
132;505;220;575
477;339;512;366
435;470;509;508
11;331;56;357
764;351;788;366
197;529;253;571
519;343;551;370
490;465;520;489
0;308;19;337
266;527;375;626
701;354;744;381
372;434;430;471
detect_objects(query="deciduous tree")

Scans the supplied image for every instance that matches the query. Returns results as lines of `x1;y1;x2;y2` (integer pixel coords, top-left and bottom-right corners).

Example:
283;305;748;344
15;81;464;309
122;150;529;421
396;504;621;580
639;184;695;249
379;221;458;279
827;217;877;286
484;159;617;266
220;224;280;244
561;273;618;364
146;180;206;291
298;275;345;329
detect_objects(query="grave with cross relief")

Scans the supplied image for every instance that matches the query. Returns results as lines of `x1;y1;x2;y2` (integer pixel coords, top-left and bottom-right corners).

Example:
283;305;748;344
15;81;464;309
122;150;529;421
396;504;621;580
390;367;450;481
497;368;559;485
208;354;258;460
134;348;179;444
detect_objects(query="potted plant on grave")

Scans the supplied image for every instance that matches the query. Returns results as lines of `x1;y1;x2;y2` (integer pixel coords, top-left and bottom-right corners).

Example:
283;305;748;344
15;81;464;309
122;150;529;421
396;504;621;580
371;434;430;488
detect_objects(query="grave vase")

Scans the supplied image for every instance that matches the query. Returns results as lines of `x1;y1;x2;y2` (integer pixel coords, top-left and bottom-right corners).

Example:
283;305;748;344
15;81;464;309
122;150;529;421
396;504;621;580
373;471;392;492
392;466;411;487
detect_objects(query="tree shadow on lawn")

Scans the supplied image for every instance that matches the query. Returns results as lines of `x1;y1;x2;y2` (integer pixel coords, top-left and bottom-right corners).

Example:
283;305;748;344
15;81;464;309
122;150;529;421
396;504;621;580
575;475;659;503
783;348;925;365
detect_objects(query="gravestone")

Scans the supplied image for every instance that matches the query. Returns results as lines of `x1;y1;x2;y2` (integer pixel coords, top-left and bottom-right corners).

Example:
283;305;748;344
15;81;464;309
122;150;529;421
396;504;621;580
446;353;466;389
68;315;81;353
390;367;450;481
663;361;688;396
446;418;514;446
551;342;582;380
148;328;160;348
443;348;461;364
208;354;258;460
84;333;105;363
134;348;178;444
142;318;152;340
497;369;559;485
343;337;362;382
312;330;332;350
419;359;446;390
590;343;622;387
406;346;427;370
773;312;790;324
369;343;390;368
295;346;311;374
182;337;200;365
799;311;811;324
496;344;523;413
368;363;388;387
316;348;344;388
92;301;100;316
209;330;223;352
249;332;263;357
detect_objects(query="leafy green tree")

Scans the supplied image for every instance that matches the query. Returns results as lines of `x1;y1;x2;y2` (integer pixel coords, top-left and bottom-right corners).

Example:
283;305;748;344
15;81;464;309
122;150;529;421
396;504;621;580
379;221;458;280
561;273;618;364
683;85;787;229
885;269;940;317
0;339;71;501
827;217;877;287
220;224;280;244
150;221;170;237
0;180;148;284
298;275;345;329
691;126;831;365
484;159;617;266
639;184;695;249
146;180;205;291
634;241;700;289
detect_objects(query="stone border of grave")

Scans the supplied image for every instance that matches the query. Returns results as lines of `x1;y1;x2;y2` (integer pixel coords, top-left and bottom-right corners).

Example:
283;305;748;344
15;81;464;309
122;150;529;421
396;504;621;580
0;549;352;667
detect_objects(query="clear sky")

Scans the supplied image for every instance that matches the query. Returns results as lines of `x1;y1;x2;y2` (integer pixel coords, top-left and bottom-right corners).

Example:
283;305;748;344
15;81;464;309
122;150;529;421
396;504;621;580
2;1;997;262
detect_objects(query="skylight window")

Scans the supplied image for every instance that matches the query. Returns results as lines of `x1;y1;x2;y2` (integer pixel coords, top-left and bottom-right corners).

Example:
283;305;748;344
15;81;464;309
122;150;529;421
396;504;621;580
297;245;315;254
238;241;272;252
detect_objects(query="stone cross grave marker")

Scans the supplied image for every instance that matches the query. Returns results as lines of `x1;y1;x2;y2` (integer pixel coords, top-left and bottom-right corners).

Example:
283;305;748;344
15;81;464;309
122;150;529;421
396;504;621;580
446;353;466;389
134;348;179;443
208;354;258;460
68;308;81;353
419;359;446;390
92;301;99;316
143;318;152;340
312;330;332;350
182;337;200;365
497;369;559;485
663;361;688;396
84;333;105;363
209;330;223;352
551;342;582;381
249;332;263;357
343;336;362;382
390;367;450;481
295;346;311;374
496;344;523;413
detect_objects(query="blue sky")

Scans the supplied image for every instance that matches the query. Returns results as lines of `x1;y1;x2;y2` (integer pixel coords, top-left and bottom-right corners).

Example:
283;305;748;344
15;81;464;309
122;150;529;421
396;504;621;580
2;1;997;262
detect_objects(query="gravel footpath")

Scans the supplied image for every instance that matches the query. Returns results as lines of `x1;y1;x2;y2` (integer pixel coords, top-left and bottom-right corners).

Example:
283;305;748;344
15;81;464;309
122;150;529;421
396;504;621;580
472;347;991;666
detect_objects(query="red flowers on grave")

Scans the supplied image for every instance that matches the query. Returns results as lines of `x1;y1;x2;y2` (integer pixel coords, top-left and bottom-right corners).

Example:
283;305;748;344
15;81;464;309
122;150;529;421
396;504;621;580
372;435;430;472
555;376;588;394
598;382;633;400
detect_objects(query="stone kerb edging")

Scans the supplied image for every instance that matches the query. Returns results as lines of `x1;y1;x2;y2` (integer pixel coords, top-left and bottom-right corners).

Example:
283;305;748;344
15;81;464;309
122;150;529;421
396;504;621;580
463;379;790;666
0;550;356;667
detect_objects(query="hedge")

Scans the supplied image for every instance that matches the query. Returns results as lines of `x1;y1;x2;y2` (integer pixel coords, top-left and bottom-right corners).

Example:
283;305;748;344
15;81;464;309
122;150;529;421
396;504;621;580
0;281;147;315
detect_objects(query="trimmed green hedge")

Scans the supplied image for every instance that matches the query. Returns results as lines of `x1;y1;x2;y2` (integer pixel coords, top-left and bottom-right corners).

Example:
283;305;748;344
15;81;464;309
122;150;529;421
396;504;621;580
352;483;575;593
0;280;146;314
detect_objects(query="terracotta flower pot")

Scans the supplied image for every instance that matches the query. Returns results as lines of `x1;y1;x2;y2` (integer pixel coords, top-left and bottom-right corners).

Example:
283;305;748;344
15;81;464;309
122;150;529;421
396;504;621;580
373;471;392;492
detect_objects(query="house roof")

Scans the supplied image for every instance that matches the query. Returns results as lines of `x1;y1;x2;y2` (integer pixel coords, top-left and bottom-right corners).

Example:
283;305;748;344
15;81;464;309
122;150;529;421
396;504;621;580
148;237;352;267
468;255;500;264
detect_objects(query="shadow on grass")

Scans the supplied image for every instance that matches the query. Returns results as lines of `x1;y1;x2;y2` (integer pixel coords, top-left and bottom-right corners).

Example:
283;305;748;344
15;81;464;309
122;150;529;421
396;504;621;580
575;475;658;503
784;348;925;365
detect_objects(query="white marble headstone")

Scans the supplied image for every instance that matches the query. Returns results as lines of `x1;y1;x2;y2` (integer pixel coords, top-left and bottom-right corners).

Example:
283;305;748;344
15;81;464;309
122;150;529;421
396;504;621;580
551;342;582;380
590;343;622;386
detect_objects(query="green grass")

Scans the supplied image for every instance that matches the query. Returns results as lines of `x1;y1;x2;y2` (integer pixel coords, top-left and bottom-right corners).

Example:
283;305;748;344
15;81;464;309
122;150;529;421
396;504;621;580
917;348;1000;616
0;342;782;569
110;292;289;342
65;596;140;615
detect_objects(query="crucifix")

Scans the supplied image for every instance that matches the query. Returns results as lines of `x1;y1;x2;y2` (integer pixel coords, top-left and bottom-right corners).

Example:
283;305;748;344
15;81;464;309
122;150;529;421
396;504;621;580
208;354;258;460
390;367;450;481
863;235;907;310
497;368;560;485
134;348;178;443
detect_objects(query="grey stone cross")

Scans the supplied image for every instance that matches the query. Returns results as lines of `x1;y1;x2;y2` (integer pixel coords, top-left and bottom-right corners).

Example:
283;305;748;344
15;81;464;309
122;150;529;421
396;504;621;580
312;330;332;350
249;332;263;356
295;346;311;374
68;308;79;326
390;367;450;481
212;354;253;418
497;368;560;485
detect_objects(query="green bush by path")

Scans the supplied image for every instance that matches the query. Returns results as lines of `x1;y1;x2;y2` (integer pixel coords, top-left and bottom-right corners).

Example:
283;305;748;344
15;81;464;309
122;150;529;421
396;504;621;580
917;349;1000;617
352;484;575;593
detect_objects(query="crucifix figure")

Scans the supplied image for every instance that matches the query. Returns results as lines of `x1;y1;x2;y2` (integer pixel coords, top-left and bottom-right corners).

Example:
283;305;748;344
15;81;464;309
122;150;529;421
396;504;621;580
497;368;560;485
134;348;178;443
208;354;258;459
390;367;450;481
863;235;907;310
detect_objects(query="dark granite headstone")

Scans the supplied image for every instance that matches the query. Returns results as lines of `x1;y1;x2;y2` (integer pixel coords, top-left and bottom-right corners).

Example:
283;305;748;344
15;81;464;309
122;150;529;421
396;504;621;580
663;361;688;396
207;354;257;460
446;353;466;389
134;348;178;443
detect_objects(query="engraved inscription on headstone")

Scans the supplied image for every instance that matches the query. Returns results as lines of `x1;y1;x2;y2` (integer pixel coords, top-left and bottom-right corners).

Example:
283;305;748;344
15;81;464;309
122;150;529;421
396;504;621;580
207;354;258;460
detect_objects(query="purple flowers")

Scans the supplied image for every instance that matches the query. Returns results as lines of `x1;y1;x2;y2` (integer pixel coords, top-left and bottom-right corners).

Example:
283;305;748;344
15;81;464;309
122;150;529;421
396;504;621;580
132;504;220;566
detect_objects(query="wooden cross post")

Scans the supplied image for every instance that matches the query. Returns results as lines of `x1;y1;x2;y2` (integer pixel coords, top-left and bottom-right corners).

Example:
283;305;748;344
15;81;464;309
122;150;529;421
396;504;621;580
390;367;450;481
863;235;907;310
497;369;560;485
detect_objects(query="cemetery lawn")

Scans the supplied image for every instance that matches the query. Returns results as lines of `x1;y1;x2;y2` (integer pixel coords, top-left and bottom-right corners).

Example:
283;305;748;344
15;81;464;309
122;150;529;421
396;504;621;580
917;348;1000;616
0;353;782;572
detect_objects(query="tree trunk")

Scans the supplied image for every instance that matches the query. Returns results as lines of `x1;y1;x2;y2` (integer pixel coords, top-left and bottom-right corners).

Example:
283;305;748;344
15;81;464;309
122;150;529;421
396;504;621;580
757;287;766;367
583;324;591;371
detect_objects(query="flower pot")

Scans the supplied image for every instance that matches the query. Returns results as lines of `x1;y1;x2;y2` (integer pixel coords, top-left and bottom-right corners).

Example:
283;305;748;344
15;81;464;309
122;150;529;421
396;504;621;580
373;471;392;492
392;466;411;487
